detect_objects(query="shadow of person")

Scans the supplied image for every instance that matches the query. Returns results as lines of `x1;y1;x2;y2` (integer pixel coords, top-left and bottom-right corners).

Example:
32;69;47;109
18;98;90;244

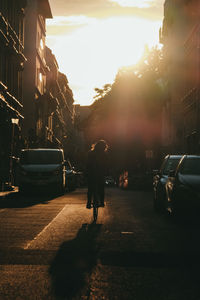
49;223;102;299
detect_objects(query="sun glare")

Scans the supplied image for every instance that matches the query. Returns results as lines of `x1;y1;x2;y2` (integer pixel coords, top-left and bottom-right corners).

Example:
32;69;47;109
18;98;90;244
46;16;161;105
109;0;152;8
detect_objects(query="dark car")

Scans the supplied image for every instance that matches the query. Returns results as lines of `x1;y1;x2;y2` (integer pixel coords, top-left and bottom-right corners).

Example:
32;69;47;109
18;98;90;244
153;154;182;212
17;148;66;194
119;169;152;190
105;176;116;186
165;155;200;216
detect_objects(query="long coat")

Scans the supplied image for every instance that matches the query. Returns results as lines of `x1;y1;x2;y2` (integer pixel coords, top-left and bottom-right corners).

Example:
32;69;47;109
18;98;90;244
86;149;107;202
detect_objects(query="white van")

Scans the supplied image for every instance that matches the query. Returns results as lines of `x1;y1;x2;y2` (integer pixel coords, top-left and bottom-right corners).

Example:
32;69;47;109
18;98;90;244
17;148;66;194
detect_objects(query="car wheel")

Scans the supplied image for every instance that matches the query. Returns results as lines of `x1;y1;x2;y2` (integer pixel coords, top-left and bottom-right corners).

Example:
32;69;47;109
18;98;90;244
70;182;76;191
161;193;169;214
154;193;167;213
171;201;181;218
57;183;65;195
19;185;27;195
153;194;162;212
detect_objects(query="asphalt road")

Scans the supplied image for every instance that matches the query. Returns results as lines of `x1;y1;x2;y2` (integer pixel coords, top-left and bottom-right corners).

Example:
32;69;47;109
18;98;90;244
0;187;200;299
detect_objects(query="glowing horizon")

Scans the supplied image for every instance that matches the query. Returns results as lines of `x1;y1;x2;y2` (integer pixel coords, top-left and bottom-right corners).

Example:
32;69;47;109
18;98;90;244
109;0;153;8
46;14;162;106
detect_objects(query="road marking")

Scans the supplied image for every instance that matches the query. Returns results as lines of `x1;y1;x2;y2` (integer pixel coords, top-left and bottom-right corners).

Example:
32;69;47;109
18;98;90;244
24;205;68;250
23;204;92;250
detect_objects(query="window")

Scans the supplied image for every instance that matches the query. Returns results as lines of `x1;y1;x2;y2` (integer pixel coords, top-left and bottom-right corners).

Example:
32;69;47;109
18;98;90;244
20;150;63;165
180;158;200;175
39;72;43;83
162;157;181;175
36;67;46;94
40;38;44;50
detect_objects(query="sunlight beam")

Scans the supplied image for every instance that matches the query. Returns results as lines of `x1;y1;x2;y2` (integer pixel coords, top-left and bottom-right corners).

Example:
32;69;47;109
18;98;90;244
46;15;161;105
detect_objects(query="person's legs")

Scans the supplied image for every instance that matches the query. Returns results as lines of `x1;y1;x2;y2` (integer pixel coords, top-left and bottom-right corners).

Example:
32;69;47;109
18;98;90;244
99;181;105;207
87;189;92;208
87;178;94;208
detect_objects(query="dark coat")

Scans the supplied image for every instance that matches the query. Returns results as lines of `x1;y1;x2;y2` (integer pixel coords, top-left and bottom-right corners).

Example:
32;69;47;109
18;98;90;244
86;149;107;184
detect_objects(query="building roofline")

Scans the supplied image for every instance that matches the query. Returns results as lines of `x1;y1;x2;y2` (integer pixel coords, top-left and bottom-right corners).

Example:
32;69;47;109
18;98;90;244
39;0;53;19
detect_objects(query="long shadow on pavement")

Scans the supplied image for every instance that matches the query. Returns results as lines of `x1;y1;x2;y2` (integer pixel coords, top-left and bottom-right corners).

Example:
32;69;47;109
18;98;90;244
49;223;102;299
0;191;56;208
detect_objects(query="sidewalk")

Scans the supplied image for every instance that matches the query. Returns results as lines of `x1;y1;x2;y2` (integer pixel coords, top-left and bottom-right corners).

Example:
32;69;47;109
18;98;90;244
0;186;18;197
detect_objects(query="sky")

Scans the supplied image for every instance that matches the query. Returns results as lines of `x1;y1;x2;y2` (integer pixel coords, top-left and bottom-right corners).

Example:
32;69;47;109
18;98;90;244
46;0;165;105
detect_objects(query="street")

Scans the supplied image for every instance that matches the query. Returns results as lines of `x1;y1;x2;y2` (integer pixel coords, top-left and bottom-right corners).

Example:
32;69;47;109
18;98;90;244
0;187;200;299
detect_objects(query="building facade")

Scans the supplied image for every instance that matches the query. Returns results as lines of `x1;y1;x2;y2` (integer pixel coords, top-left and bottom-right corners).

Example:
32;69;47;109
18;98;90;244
22;0;52;147
160;0;200;153
45;46;75;151
0;0;27;187
182;23;200;153
57;71;76;159
0;0;77;187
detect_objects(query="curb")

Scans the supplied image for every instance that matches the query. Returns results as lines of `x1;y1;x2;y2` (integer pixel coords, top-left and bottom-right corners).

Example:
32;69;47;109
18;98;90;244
0;187;18;197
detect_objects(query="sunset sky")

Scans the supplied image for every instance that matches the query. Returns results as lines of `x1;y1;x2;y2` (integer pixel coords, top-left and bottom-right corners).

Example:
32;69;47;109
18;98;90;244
46;0;165;105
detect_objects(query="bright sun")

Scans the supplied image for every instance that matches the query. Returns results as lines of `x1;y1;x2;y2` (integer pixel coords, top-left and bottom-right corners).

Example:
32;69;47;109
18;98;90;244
46;16;161;105
109;0;153;8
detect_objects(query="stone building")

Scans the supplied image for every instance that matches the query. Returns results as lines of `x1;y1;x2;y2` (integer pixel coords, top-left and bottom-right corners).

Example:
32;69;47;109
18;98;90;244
160;0;200;153
57;71;76;159
182;22;200;153
22;0;76;153
0;0;27;187
45;46;75;151
22;0;53;147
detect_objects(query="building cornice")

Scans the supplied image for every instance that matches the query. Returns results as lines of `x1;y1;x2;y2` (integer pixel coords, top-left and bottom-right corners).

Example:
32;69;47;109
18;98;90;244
38;0;53;19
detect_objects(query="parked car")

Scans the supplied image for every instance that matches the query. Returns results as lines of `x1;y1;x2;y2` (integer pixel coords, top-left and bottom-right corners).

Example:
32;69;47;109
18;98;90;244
153;154;182;212
17;148;66;194
119;171;128;189
75;170;85;187
65;160;76;191
165;155;200;216
119;169;154;190
105;176;116;186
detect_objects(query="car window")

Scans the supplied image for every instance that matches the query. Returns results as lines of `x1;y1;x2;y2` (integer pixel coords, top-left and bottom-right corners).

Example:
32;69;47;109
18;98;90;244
20;151;63;165
162;158;180;175
179;158;200;175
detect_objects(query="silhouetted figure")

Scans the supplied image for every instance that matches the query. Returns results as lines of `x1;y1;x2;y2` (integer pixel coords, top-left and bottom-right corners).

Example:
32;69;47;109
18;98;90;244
86;140;108;208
